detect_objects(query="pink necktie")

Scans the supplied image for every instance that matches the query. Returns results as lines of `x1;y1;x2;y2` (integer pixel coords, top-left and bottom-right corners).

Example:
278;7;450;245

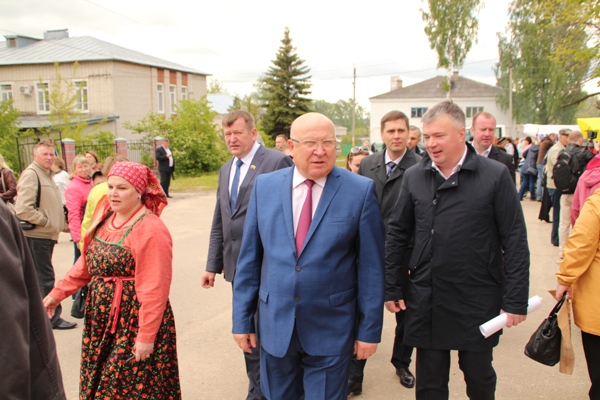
296;179;315;256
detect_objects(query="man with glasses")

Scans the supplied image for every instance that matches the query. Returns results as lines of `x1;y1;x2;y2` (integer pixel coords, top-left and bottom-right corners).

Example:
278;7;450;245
202;110;292;400
545;129;571;246
347;111;421;395
232;112;385;400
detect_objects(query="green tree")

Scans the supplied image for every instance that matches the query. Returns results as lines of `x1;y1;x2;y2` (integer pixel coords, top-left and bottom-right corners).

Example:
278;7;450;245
495;0;589;124
312;99;370;137
0;100;23;170
124;98;228;175
421;0;483;95
208;78;227;94
260;27;312;139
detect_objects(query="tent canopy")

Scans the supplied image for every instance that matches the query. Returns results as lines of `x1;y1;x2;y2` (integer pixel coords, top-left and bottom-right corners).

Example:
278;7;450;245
577;118;600;138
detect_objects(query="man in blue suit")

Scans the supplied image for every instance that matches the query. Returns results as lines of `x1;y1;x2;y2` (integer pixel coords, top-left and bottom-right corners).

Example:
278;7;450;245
232;112;385;400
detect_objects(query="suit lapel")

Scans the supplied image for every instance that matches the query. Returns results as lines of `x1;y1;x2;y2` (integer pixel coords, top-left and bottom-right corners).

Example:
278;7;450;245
281;168;296;253
220;158;234;217
233;146;265;214
301;168;342;253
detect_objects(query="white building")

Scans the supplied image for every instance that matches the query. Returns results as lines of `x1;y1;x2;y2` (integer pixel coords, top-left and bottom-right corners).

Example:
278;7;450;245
369;72;511;146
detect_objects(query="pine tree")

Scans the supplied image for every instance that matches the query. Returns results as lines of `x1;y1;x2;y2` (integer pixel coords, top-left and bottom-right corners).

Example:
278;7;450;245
260;27;312;139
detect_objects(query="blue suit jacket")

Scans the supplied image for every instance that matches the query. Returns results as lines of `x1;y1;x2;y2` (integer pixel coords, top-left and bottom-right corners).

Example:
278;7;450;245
232;166;385;358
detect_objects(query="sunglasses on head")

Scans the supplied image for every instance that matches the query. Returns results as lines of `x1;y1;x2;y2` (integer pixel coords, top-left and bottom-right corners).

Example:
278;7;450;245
350;146;369;154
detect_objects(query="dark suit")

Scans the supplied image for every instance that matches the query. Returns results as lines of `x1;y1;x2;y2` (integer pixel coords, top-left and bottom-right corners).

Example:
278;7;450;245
350;149;421;383
233;166;385;400
488;145;516;184
206;145;292;400
156;146;175;196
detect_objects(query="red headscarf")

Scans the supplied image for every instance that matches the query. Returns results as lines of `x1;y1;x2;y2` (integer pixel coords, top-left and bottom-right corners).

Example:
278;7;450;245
107;161;168;217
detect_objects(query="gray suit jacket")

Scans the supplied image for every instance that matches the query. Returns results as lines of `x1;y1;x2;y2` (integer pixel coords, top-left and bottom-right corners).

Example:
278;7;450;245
206;146;293;282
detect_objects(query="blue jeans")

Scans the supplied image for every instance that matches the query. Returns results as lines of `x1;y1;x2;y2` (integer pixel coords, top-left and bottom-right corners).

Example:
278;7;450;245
519;173;537;200
536;164;544;199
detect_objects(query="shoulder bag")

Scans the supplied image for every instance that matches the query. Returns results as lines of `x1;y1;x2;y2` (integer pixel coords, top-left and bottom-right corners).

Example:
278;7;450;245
524;292;567;366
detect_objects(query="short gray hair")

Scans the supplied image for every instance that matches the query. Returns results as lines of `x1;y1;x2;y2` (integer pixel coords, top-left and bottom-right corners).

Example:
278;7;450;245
409;125;421;137
422;101;465;129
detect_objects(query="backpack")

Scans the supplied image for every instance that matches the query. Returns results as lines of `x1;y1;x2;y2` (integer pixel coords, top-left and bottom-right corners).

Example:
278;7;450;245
552;148;582;194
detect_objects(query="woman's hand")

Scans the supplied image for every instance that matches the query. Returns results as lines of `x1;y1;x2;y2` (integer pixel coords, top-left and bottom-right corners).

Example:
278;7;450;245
42;295;59;319
556;284;573;300
134;341;154;362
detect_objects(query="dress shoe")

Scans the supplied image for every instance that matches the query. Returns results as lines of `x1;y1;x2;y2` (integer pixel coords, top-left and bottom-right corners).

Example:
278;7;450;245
396;367;415;389
52;319;77;330
347;380;362;396
166;195;173;198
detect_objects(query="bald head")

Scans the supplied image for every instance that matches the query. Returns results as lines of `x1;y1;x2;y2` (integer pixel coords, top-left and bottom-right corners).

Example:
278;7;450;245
290;113;336;139
289;113;337;180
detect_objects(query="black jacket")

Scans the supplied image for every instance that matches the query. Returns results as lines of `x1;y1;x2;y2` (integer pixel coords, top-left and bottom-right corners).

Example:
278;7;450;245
385;144;530;351
0;202;66;399
357;149;422;231
156;146;175;173
488;145;516;184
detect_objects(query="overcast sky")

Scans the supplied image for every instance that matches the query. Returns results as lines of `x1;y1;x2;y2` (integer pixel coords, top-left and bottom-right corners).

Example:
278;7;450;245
1;0;513;107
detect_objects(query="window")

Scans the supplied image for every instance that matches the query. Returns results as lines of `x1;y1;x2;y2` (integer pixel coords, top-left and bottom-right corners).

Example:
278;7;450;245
181;86;187;100
169;85;176;113
36;82;49;113
74;80;88;111
466;106;484;118
157;83;164;113
1;84;12;102
411;107;428;118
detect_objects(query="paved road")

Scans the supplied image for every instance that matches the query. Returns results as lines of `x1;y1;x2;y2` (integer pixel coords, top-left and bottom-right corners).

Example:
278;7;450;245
50;191;591;399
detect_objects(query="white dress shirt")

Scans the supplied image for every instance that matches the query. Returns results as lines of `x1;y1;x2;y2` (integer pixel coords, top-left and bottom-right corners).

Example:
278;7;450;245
164;146;174;167
432;145;468;180
292;167;327;236
229;142;261;196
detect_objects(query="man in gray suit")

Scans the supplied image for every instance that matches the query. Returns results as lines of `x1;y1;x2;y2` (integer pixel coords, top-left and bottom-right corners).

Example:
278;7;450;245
202;110;293;400
348;111;421;396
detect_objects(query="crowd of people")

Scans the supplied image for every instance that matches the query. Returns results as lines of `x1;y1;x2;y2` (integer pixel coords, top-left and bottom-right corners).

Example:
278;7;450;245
0;104;598;400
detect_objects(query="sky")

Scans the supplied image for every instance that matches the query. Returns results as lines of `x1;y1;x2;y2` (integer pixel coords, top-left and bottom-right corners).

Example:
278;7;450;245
0;0;514;108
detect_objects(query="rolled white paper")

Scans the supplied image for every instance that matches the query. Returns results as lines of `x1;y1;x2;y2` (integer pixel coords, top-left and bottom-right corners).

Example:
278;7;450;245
479;295;544;338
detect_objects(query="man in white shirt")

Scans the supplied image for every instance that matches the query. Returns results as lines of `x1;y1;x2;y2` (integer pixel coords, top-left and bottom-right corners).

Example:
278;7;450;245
155;138;175;198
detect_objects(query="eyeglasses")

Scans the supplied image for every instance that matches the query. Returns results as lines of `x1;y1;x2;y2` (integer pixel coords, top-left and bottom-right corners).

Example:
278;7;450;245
351;146;369;154
291;138;337;150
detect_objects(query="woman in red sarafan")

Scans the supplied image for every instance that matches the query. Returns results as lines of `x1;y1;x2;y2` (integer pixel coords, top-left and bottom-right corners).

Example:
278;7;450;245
44;161;180;399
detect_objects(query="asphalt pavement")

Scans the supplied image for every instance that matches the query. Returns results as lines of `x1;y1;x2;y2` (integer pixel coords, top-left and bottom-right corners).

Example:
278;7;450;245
49;191;591;399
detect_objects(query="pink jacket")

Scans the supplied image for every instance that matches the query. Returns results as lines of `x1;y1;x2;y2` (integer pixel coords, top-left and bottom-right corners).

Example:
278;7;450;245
65;175;92;243
571;155;600;225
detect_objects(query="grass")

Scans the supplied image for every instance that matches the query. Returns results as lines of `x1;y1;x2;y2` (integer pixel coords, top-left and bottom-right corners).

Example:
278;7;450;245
170;173;219;192
171;158;349;192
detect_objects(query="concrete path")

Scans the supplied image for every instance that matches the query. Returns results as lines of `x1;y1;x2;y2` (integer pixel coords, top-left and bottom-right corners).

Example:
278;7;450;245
50;192;591;399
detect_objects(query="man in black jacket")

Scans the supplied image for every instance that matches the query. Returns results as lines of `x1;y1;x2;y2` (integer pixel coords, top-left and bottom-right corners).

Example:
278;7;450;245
156;138;174;198
470;111;516;184
348;111;421;395
386;101;530;399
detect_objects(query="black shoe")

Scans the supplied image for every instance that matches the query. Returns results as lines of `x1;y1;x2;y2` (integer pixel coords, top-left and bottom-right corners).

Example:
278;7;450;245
166;195;173;198
396;367;415;389
52;319;77;330
348;380;362;396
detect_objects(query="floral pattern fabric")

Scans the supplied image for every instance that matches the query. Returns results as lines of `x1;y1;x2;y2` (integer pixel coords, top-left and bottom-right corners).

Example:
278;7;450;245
80;214;180;399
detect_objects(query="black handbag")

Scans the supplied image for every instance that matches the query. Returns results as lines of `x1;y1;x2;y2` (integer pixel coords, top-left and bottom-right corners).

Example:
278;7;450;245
524;293;567;366
71;285;88;319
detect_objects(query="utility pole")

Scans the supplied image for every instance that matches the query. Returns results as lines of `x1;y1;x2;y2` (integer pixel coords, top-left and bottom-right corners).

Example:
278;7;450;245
352;66;356;146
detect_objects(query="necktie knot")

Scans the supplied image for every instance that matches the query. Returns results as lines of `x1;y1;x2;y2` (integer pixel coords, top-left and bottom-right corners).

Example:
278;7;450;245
305;179;315;189
387;161;397;177
236;159;244;168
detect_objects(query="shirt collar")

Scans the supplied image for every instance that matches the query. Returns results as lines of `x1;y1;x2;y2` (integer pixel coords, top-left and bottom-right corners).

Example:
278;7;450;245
235;141;261;166
480;144;493;158
292;166;327;189
432;144;468;179
384;148;406;166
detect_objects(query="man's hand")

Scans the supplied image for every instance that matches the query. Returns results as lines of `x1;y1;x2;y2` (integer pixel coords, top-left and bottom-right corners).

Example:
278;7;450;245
233;333;257;353
354;341;378;360
502;311;526;327
385;300;406;313
201;271;217;288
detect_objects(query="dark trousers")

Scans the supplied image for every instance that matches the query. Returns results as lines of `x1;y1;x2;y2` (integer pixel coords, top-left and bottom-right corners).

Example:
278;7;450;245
550;189;561;246
26;237;62;326
519;173;537;201
416;348;496;400
159;169;172;196
261;324;351;400
348;310;413;383
582;331;600;400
